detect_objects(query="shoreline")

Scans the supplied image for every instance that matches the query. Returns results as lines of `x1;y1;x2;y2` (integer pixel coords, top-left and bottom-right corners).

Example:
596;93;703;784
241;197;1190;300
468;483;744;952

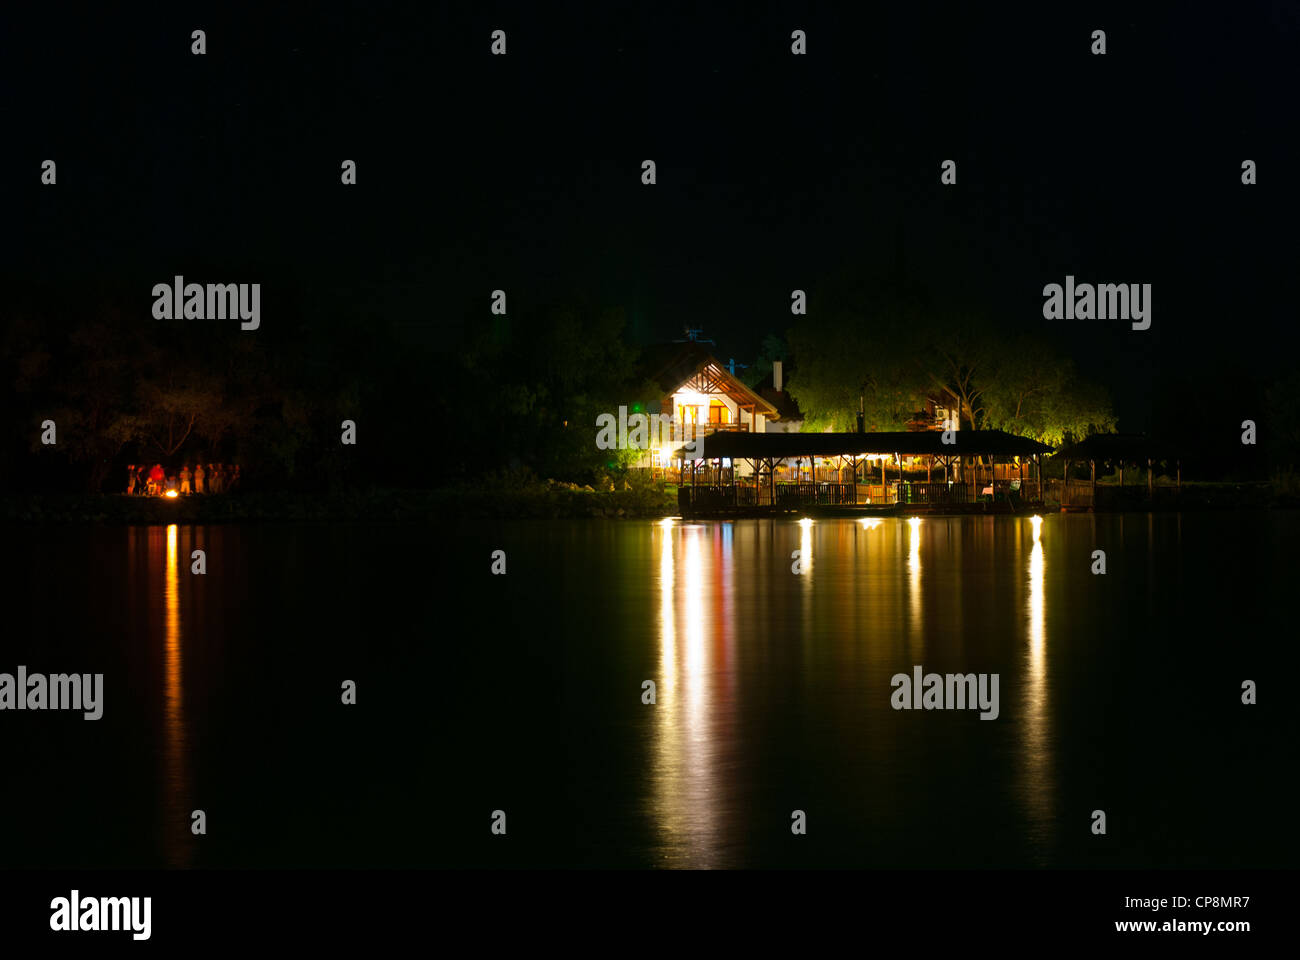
0;485;677;523
1;481;1295;523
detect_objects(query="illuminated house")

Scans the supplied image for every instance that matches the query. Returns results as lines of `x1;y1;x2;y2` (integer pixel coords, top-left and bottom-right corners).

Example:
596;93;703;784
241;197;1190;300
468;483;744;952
634;339;782;479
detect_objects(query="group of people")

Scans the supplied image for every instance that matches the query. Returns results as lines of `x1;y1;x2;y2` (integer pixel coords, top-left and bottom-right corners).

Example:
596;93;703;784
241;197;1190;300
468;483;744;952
125;462;240;496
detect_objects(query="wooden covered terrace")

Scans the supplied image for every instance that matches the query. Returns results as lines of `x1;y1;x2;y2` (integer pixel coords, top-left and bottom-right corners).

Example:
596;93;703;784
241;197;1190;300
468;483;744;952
1052;434;1182;511
670;430;1054;516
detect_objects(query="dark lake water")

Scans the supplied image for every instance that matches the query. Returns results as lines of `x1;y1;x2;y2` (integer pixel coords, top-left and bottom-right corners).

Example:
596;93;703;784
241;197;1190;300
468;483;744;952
4;513;1295;869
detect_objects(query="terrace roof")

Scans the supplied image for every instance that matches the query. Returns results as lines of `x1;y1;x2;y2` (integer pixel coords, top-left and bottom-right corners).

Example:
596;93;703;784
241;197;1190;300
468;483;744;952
1052;433;1178;460
671;430;1053;461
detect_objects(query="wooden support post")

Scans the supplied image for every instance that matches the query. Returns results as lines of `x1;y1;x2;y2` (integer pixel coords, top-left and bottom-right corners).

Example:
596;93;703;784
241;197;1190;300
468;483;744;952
1176;459;1181;493
1147;457;1153;501
1090;459;1097;510
928;455;933;483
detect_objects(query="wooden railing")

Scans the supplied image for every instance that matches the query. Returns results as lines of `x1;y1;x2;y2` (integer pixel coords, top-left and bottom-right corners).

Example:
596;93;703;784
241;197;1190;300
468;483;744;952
1046;479;1181;509
897;481;972;505
679;481;858;511
1050;479;1095;507
774;482;857;505
676;478;1046;513
677;484;761;511
861;484;894;504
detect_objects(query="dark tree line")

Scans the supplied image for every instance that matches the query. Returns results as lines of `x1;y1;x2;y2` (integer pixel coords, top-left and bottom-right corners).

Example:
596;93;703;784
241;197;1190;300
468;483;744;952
782;292;1116;446
447;300;661;484
1;282;662;493
2;280;385;493
5;273;1297;494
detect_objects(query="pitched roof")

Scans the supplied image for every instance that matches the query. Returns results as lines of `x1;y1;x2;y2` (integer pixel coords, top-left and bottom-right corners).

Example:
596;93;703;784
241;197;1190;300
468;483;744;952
637;342;780;419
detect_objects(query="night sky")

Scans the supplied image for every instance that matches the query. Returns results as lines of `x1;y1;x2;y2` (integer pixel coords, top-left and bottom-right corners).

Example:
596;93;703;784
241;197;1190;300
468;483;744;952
4;3;1297;431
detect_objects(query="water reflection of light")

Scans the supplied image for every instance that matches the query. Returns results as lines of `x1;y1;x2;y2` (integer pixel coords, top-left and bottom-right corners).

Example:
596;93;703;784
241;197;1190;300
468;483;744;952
1021;516;1054;858
163;524;192;868
658;521;675;684
860;518;881;530
800;518;813;578
1029;540;1044;662
907;517;922;642
651;523;731;867
684;529;706;687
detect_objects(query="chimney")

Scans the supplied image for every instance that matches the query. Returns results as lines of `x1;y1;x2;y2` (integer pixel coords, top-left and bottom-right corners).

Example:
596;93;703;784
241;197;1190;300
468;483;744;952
773;360;783;392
